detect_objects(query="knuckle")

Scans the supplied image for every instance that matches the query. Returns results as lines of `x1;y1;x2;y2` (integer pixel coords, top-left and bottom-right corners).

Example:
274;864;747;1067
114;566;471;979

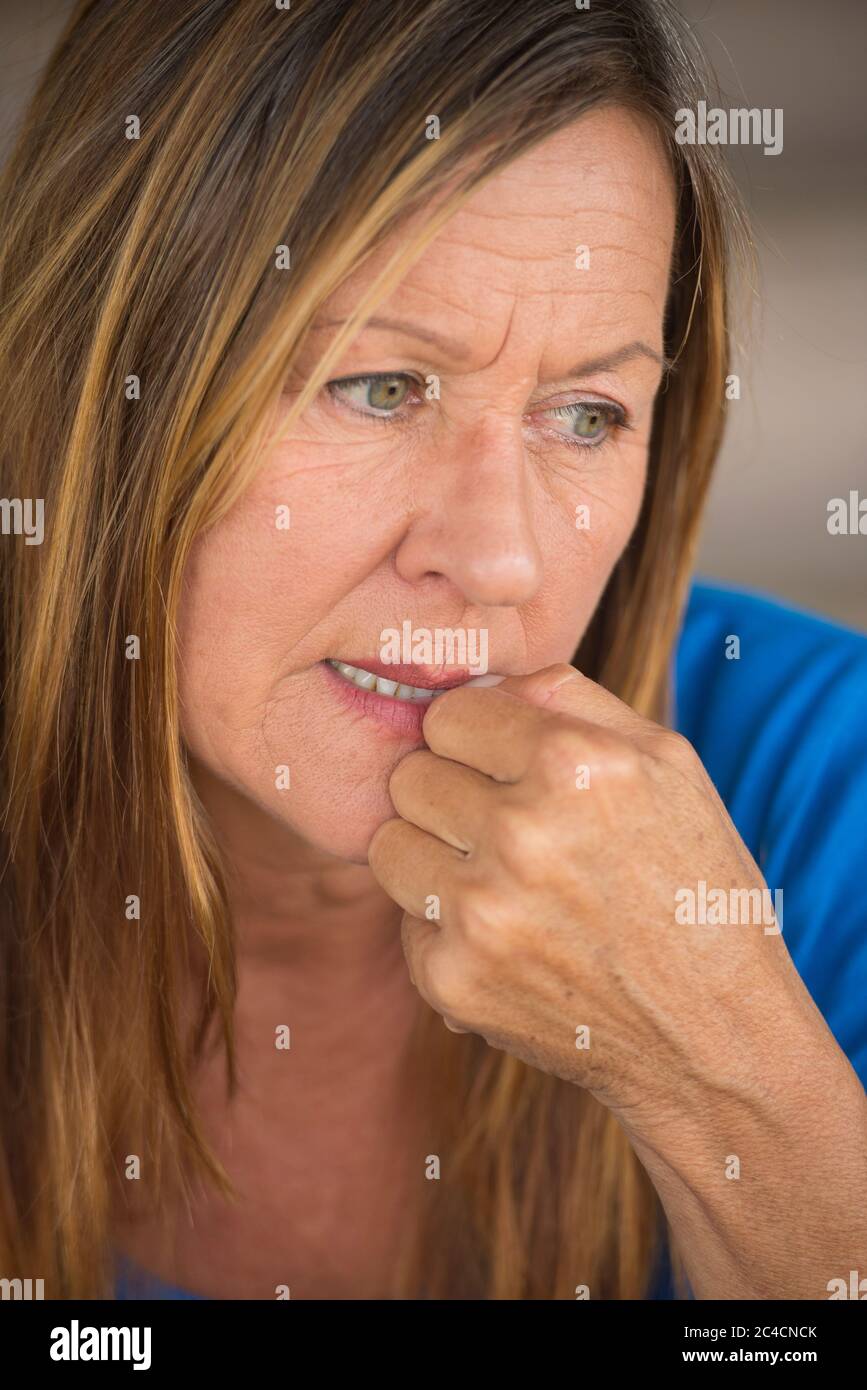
423;948;472;1015
538;661;580;686
533;720;642;789
533;721;584;785
489;801;540;857
454;884;513;956
588;731;642;784
657;728;697;769
516;663;579;702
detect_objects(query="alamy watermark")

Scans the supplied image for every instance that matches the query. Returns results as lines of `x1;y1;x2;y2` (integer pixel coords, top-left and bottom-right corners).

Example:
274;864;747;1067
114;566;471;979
827;1269;867;1299
827;490;866;535
1;1276;44;1299
675;101;783;156
50;1320;152;1370
379;623;489;675
674;881;783;935
0;497;44;545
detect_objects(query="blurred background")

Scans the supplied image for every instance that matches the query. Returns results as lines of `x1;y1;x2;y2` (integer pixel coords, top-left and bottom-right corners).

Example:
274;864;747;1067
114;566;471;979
1;0;864;628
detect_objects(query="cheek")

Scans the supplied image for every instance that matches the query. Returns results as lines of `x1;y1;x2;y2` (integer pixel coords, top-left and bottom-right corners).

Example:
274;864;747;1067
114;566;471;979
173;464;407;863
583;449;649;557
540;448;649;651
174;525;284;775
175;452;380;722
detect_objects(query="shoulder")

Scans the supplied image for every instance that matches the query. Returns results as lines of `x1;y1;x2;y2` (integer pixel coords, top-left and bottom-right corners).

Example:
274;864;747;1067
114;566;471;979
673;576;867;859
674;580;867;813
675;579;867;770
674;580;867;1088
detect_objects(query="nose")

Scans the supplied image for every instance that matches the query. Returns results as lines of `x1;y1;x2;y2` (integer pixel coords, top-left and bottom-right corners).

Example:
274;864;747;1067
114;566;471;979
393;413;544;607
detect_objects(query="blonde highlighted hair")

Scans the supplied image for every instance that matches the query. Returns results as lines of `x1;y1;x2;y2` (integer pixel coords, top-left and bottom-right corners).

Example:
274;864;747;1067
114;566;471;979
0;0;743;1297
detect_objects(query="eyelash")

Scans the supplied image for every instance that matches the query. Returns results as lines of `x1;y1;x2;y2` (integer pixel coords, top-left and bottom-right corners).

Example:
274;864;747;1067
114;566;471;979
324;373;632;451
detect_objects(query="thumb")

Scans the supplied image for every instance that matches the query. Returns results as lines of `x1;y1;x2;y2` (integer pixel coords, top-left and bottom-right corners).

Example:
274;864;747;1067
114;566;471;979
482;663;643;732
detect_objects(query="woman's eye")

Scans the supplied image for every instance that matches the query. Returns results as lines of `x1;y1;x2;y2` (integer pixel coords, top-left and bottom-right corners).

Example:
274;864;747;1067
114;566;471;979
327;374;413;416
542;400;624;446
324;376;627;446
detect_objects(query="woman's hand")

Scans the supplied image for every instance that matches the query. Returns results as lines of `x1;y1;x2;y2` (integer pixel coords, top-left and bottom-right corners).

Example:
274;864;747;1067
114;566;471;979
368;663;867;1298
368;663;796;1119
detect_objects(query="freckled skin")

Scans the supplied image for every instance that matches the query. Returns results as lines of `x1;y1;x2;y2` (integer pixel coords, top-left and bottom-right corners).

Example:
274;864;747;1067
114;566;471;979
176;109;676;863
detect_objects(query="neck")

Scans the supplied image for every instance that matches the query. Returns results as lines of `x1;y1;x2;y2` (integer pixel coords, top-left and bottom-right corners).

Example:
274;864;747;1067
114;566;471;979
113;762;428;1272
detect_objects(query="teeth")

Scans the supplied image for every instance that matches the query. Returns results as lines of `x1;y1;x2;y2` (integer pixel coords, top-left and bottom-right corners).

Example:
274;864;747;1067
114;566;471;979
328;660;443;702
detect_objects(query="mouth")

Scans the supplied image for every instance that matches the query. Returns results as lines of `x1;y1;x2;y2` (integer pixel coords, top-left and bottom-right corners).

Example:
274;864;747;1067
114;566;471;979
325;659;464;702
320;658;477;740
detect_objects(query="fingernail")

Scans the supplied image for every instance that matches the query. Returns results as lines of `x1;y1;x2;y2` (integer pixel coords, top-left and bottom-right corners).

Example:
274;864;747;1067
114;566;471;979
463;673;506;688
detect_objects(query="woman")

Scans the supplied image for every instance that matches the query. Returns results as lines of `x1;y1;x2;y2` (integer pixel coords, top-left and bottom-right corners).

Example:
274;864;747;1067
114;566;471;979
1;0;865;1302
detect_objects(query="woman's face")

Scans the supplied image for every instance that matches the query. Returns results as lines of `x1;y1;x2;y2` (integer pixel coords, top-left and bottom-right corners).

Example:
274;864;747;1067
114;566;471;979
177;108;676;863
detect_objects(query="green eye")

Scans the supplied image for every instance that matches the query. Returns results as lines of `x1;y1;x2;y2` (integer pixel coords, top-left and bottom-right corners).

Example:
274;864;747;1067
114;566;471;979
367;376;408;410
324;375;626;447
329;374;411;414
571;405;605;437
545;400;623;447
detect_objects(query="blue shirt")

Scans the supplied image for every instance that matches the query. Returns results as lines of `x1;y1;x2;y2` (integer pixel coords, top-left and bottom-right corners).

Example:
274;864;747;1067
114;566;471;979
674;581;867;1094
115;581;867;1300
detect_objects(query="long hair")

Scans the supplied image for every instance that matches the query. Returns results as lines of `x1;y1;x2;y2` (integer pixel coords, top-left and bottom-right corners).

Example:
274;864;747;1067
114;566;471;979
0;0;744;1298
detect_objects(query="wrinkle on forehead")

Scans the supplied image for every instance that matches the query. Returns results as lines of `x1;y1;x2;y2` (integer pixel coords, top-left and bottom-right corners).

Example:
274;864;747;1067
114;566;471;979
317;106;676;381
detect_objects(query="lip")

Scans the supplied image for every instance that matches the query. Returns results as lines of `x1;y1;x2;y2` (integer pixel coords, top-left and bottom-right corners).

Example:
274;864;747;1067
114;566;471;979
333;658;477;690
319;659;470;741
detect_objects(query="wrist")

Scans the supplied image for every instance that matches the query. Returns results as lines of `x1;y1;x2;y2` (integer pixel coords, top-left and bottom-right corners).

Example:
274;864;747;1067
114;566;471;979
611;993;867;1298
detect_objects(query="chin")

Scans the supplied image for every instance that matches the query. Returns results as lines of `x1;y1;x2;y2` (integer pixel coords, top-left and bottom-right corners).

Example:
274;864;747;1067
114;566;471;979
269;763;402;865
264;695;432;862
296;806;393;866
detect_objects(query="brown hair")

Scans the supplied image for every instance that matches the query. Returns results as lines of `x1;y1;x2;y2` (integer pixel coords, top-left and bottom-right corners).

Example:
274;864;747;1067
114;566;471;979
0;0;743;1298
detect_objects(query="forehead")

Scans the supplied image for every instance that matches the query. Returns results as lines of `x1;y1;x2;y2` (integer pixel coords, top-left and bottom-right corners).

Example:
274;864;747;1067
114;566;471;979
322;106;677;369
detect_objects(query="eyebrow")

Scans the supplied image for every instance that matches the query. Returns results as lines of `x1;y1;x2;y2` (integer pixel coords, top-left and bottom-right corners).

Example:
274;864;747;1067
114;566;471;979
570;341;672;377
316;315;671;376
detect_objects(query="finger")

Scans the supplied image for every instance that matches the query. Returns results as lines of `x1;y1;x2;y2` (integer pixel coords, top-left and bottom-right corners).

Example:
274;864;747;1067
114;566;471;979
399;912;440;991
400;911;441;996
421;684;551;781
367;816;462;921
498;663;647;734
401;920;473;1034
388;748;497;852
